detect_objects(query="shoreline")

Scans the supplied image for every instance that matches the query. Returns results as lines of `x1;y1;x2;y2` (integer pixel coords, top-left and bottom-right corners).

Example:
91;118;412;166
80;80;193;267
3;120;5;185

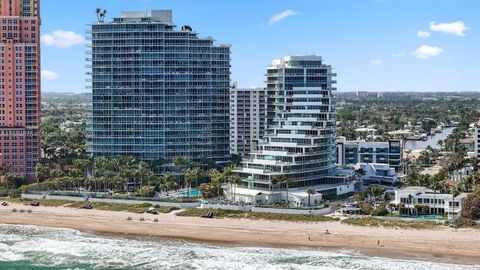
1;203;480;266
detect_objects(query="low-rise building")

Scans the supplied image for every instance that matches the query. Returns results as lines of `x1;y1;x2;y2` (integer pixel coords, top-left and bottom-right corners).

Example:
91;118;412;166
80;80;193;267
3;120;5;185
337;137;403;171
394;186;469;218
355;163;403;185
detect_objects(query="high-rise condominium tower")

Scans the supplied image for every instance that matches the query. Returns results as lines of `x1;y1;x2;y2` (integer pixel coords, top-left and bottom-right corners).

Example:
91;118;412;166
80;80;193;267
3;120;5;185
233;56;355;203
88;10;231;165
0;0;41;177
229;86;267;157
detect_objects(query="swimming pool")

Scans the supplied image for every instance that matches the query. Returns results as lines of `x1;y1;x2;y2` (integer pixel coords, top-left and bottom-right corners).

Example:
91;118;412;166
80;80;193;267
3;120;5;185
180;189;202;197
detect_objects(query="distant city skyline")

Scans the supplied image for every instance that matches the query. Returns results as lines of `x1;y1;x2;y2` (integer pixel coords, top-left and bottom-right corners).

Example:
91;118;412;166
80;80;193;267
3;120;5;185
40;0;479;92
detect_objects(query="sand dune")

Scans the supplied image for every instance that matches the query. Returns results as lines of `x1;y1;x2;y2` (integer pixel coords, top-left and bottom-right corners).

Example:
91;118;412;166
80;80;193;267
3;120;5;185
1;203;479;265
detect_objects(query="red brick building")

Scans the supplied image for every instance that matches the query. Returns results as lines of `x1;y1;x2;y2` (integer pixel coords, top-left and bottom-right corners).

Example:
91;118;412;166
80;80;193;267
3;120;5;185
0;0;41;178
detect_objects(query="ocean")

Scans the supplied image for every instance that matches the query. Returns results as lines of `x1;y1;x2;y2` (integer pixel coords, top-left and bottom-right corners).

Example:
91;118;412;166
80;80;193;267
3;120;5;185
0;224;478;270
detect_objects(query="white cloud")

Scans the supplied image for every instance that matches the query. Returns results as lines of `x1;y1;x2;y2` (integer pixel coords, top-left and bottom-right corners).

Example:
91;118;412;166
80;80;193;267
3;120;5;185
429;21;468;36
41;30;84;48
269;10;298;25
417;30;431;38
41;70;59;80
370;59;382;66
411;45;444;59
391;52;406;58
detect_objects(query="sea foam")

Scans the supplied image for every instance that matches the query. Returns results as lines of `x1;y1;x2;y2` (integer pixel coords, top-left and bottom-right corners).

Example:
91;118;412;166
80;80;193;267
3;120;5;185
0;224;478;270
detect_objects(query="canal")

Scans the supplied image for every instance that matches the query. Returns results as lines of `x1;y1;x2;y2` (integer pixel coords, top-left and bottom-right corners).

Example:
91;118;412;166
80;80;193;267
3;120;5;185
405;127;455;151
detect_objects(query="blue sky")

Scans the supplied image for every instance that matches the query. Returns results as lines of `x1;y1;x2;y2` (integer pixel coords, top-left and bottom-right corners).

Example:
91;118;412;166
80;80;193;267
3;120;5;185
40;0;479;92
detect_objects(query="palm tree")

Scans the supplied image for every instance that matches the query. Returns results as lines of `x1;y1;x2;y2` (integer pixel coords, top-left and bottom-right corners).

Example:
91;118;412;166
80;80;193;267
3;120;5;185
450;187;460;219
274;175;294;206
229;174;241;202
208;169;225;198
137;161;151;189
184;168;200;197
370;187;386;201
222;164;236;196
470;157;480;173
96;8;107;23
173;156;191;188
306;188;316;207
430;180;442;215
4;174;16;190
407;194;414;216
270;177;279;191
160;173;177;196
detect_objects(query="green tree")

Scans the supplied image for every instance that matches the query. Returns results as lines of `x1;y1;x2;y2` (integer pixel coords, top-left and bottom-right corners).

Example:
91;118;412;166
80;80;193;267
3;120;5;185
160;172;177;196
208;169;225;198
369;187;386;201
274;175;294;206
462;186;480;220
352;192;366;203
451;187;460;219
184;168;200;197
229;174;241;202
35;164;51;183
173;156;191;187
306;188;316;207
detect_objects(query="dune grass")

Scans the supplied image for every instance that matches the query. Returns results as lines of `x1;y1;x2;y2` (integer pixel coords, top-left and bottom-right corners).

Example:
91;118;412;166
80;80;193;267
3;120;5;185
6;198;73;207
66;201;179;214
5;198;179;213
176;208;337;222
341;217;441;230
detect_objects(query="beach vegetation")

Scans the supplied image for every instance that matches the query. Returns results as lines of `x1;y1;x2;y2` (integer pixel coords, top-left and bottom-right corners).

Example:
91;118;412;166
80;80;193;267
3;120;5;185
5;198;179;213
341;217;440;230
453;217;480;229
176;208;337;222
461;185;480;220
67;202;179;213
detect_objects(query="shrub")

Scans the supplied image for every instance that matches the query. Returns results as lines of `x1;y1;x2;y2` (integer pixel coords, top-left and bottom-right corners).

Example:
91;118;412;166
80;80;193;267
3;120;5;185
137;186;155;197
342;217;439;230
462;191;480;220
176;208;337;222
138;202;153;208
454;217;479;228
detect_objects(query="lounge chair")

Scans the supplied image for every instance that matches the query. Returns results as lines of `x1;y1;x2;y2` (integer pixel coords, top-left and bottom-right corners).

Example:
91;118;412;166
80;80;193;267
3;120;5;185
145;207;158;215
201;211;213;218
154;218;159;222
82;204;93;210
30;201;40;207
127;216;132;220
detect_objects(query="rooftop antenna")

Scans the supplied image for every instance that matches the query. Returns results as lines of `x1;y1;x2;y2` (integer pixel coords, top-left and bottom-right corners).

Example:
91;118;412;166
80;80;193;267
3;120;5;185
96;8;107;23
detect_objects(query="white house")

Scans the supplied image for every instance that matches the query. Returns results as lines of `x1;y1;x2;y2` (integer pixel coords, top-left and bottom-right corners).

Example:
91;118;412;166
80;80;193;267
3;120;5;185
394;186;469;218
224;181;356;208
356;163;403;185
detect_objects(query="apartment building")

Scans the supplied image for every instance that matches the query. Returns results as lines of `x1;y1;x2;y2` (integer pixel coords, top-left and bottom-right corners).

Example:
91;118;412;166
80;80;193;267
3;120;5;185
0;0;41;177
231;55;356;204
337;137;403;171
88;10;231;165
229;87;267;156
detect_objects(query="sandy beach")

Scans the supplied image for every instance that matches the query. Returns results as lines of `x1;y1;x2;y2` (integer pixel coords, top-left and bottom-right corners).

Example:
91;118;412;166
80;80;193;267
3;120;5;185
1;202;480;265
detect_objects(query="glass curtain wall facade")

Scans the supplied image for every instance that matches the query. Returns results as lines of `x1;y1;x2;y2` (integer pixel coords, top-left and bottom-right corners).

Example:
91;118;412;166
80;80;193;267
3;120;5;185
88;10;231;164
0;0;41;177
236;55;340;190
